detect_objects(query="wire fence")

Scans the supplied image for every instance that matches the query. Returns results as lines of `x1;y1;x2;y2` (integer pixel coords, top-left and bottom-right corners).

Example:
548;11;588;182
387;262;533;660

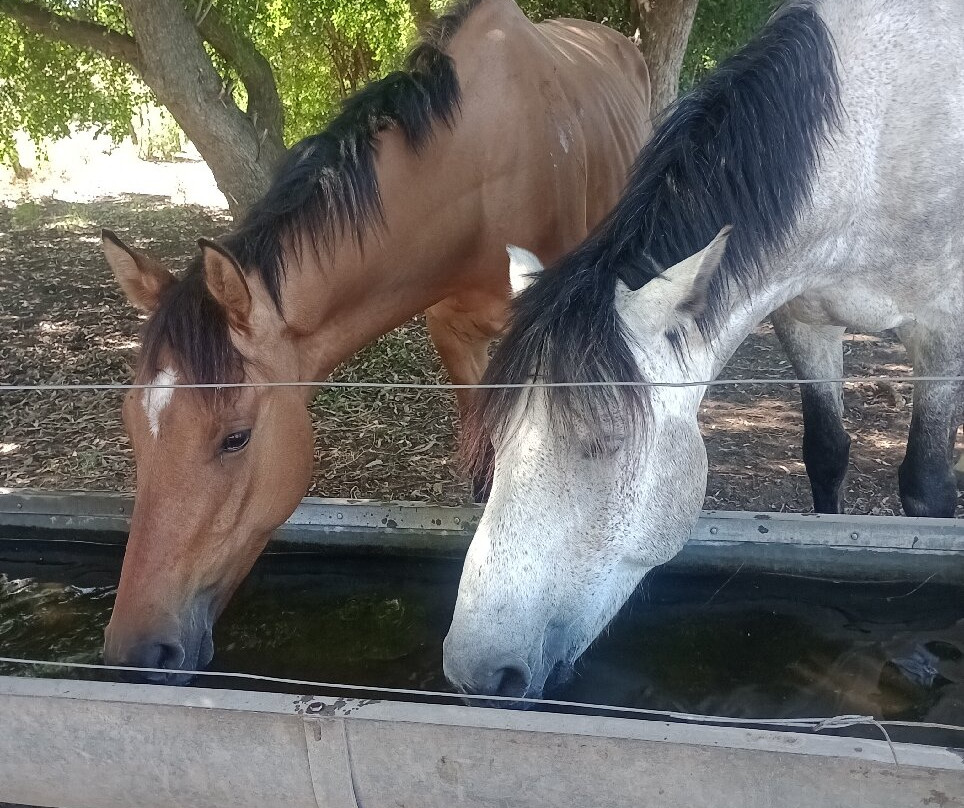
2;655;962;761
1;374;963;393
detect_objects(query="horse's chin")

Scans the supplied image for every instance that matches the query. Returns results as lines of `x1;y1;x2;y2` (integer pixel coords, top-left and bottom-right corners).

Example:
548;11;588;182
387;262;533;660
173;623;215;683
111;641;213;687
145;636;213;687
462;661;575;710
113;661;198;687
543;660;576;693
173;633;215;685
147;669;197;687
463;687;543;710
108;613;216;687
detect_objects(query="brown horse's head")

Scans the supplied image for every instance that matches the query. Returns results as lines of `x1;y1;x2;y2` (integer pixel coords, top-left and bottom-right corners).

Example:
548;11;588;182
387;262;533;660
101;231;314;684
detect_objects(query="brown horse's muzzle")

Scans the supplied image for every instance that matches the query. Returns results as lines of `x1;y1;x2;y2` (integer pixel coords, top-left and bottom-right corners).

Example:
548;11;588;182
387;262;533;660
103;592;217;686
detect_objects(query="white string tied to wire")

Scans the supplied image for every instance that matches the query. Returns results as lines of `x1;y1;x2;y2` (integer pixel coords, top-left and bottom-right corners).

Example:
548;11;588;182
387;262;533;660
0;374;963;393
2;655;963;769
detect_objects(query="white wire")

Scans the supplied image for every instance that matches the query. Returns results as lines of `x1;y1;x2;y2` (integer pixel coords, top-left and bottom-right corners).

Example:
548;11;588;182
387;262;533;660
0;656;961;739
0;374;962;393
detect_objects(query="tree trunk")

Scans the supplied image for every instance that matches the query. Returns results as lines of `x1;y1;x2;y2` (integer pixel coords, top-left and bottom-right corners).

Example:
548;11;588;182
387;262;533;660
407;0;435;29
1;0;285;216
195;4;285;155
634;0;700;115
118;0;284;216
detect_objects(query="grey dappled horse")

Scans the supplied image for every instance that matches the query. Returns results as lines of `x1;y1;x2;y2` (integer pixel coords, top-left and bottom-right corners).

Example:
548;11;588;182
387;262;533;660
444;0;964;699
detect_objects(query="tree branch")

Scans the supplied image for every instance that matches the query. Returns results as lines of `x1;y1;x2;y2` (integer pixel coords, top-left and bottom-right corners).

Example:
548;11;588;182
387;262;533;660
117;0;285;214
0;0;141;70
194;3;284;147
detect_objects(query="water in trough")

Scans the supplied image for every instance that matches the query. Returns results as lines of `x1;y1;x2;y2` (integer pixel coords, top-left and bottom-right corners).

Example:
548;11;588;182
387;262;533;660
1;531;961;747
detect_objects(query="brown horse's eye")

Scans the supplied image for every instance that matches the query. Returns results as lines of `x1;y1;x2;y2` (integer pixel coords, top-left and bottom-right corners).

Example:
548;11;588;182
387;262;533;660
221;430;251;454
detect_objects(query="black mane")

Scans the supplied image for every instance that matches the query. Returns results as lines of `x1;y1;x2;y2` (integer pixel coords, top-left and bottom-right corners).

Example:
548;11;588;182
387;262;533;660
138;0;486;389
225;0;487;309
137;267;243;392
468;1;841;469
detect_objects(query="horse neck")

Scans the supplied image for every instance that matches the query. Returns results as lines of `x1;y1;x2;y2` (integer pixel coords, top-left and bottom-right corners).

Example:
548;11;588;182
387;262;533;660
275;130;479;381
684;267;803;390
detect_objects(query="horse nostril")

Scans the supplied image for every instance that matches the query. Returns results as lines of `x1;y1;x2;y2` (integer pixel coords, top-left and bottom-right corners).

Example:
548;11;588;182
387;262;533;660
481;663;532;699
155;641;186;671
118;640;187;684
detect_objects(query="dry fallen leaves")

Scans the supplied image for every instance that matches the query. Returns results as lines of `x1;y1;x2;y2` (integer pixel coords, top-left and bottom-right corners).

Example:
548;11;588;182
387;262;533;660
1;198;959;514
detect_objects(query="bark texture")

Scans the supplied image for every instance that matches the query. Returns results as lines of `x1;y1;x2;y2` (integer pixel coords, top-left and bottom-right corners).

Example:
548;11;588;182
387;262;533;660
634;0;700;114
1;0;286;216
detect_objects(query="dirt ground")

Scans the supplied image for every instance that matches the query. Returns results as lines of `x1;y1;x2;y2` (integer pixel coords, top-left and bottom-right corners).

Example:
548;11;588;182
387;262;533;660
0;164;961;515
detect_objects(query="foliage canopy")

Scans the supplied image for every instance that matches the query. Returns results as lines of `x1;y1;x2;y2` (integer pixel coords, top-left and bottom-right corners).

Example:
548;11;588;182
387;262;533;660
0;0;773;163
0;2;140;162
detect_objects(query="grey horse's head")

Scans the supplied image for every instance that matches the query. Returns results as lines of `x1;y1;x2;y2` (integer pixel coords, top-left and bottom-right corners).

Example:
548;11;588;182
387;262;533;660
444;231;731;698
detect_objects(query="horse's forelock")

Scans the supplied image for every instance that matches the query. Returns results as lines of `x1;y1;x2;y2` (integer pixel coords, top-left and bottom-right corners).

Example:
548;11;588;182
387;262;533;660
136;268;245;409
461;258;650;479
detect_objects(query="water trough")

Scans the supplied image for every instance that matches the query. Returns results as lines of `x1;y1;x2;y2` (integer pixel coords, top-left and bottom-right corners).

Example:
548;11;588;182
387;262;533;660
0;488;962;808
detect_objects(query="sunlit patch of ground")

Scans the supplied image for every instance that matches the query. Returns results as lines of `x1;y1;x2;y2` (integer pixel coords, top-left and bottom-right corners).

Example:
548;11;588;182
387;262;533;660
0;142;960;513
2;130;226;209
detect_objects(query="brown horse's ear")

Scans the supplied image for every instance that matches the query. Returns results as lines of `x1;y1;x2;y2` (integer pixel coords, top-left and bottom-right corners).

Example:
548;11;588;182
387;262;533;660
101;229;176;313
198;238;251;327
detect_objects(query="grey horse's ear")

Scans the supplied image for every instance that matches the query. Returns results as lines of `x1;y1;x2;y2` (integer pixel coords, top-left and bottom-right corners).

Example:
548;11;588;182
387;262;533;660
672;226;732;318
506;245;544;297
615;226;733;331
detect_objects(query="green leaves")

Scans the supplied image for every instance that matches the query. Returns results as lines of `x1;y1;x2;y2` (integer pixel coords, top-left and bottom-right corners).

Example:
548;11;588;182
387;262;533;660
680;0;774;92
0;0;421;162
0;0;776;169
190;0;420;145
518;0;631;33
0;9;139;162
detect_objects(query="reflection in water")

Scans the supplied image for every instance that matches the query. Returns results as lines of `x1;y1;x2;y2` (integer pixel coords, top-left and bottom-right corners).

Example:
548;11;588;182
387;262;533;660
0;573;113;675
564;577;964;726
1;551;961;736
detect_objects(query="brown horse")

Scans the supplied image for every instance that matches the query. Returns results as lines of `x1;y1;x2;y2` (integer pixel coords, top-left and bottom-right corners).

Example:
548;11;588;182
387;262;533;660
100;0;651;683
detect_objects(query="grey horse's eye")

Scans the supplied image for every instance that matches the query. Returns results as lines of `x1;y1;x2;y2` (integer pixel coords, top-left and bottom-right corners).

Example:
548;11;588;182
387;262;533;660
579;435;625;460
221;430;251;454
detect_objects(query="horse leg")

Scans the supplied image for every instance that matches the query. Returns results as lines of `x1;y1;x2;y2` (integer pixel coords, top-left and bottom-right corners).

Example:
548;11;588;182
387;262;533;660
896;326;962;517
771;309;851;513
956;432;964;488
425;294;507;502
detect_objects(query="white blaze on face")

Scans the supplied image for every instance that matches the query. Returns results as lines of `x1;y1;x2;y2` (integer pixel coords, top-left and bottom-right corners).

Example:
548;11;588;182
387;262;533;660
143;367;177;438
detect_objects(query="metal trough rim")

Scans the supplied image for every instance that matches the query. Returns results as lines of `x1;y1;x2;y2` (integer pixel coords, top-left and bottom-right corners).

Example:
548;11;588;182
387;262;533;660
3;675;962;808
1;487;961;552
1;675;961;771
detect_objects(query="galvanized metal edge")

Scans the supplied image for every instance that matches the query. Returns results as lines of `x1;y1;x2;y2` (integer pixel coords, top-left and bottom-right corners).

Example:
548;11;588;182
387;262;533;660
1;676;961;771
1;488;961;553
